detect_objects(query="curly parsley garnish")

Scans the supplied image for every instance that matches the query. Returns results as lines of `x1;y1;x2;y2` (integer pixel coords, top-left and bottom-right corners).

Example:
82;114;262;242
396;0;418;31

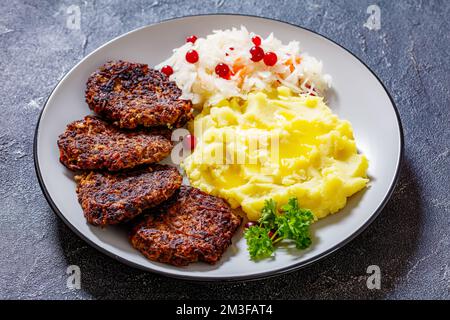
244;198;315;260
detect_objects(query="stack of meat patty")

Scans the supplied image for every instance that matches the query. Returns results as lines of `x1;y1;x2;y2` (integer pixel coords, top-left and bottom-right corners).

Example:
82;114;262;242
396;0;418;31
57;61;242;266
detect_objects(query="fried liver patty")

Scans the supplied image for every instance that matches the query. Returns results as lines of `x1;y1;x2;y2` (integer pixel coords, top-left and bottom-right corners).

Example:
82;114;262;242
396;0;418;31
85;60;193;129
58;115;173;171
130;186;242;266
75;165;182;226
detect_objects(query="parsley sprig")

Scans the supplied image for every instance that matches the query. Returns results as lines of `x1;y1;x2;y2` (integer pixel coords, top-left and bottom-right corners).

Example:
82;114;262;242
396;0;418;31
244;198;315;260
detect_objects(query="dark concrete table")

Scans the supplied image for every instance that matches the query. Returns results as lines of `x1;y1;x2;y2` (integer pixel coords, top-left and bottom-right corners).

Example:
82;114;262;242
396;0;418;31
1;0;449;299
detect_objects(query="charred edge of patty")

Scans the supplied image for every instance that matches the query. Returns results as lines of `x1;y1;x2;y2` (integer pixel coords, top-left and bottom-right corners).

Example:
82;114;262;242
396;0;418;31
130;186;242;266
57;115;173;172
75;165;182;226
85;60;193;129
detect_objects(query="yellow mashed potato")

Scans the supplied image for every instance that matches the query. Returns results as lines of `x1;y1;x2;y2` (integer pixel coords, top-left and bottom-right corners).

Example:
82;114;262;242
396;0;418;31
182;87;369;221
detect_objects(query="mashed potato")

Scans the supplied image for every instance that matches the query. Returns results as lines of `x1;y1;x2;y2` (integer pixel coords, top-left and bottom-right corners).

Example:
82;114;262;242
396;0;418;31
182;87;368;221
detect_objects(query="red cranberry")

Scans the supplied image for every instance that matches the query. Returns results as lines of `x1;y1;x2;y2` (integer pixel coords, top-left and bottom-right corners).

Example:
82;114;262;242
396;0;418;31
250;46;264;62
186;35;197;44
185;49;199;63
305;83;317;96
268;229;277;239
183;134;196;151
263;51;278;66
161;65;173;77
215;63;231;79
251;35;262;46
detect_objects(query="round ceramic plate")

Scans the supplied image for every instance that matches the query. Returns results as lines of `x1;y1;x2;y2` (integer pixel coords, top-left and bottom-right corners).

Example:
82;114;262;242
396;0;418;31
34;14;403;281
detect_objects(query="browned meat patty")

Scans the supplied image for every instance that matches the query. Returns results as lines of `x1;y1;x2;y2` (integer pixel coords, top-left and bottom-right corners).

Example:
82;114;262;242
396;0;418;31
58;115;173;171
85;60;193;129
130;186;242;266
75;165;182;226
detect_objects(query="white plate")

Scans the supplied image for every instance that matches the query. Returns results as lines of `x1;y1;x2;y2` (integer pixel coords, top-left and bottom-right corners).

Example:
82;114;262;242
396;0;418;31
34;14;403;281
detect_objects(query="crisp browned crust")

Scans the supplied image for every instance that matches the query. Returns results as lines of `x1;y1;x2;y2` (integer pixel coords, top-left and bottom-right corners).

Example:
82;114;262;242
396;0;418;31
85;60;193;129
75;165;182;226
57;115;173;171
130;186;242;266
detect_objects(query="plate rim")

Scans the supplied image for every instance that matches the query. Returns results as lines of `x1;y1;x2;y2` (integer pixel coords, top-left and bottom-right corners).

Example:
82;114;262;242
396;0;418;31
33;13;404;282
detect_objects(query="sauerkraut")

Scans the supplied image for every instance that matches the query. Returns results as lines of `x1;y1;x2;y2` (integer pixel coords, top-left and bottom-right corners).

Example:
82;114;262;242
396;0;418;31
155;26;332;107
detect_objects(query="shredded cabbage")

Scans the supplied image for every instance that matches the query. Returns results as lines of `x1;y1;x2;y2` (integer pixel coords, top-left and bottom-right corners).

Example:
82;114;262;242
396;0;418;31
155;26;332;107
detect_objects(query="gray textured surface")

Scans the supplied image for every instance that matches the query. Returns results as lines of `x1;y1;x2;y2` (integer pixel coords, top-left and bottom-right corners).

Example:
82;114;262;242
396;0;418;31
0;0;449;300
